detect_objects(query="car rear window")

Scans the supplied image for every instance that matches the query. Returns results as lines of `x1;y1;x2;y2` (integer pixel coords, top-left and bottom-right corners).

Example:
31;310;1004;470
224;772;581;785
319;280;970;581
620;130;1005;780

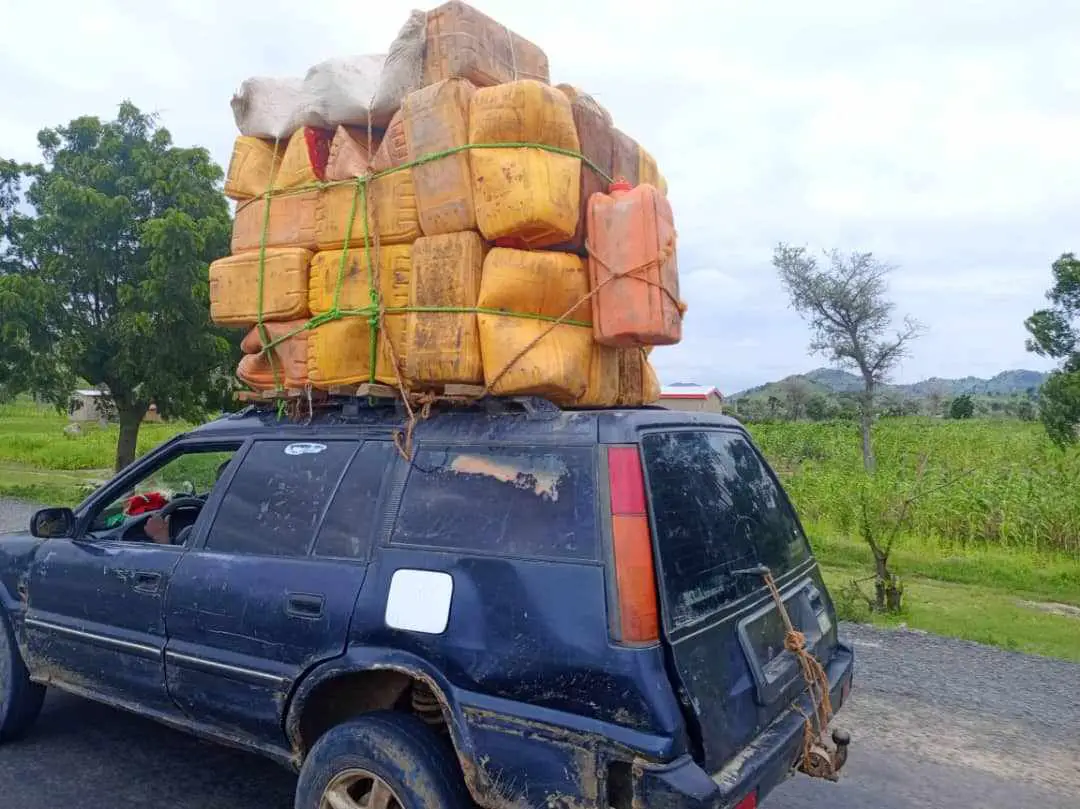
641;430;812;629
390;446;597;560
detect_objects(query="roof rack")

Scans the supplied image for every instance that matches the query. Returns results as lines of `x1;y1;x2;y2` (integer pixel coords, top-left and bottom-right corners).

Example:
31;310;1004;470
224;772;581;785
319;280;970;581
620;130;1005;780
234;384;564;421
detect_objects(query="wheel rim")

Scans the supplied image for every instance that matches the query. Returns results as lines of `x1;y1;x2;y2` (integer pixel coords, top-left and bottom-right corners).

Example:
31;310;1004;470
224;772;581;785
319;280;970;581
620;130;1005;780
321;768;402;809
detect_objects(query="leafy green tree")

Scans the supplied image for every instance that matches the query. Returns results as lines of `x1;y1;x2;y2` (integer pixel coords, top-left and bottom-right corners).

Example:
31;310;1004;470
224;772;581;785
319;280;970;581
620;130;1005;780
0;102;238;471
948;394;975;420
1014;399;1036;422
1025;253;1080;446
804;394;831;421
772;245;922;472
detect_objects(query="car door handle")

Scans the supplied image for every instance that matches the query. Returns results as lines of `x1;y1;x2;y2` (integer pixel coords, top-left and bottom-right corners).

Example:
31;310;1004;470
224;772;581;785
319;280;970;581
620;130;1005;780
133;571;162;593
286;593;325;619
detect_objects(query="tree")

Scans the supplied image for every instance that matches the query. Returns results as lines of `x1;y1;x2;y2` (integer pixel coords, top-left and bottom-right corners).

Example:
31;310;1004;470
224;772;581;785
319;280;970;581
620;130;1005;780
1015;399;1036;422
948;394;974;419
779;376;812;420
1025;253;1080;446
772;245;922;471
0;102;238;471
924;384;947;417
805;394;831;421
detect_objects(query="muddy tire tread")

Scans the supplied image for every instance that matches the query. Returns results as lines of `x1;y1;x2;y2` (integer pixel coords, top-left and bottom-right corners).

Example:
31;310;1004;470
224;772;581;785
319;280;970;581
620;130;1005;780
294;711;471;809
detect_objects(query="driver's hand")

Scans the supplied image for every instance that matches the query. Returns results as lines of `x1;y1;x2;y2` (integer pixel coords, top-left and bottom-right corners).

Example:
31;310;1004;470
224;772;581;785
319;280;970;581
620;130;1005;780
146;514;170;544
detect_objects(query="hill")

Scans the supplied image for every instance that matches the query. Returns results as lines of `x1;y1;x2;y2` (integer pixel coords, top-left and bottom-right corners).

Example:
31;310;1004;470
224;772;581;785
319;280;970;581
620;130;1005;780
729;368;1047;400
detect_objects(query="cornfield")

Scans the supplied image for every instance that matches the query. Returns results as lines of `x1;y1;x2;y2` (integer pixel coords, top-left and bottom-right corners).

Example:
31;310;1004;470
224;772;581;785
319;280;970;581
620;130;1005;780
748;418;1080;555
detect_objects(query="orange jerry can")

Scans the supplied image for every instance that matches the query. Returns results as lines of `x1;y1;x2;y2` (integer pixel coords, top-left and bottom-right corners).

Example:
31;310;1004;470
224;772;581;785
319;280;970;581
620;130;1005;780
237;320;310;390
586;181;682;347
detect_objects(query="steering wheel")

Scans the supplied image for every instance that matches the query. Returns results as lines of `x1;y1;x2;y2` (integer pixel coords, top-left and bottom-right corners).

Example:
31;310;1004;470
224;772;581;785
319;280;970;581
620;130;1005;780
156;496;207;542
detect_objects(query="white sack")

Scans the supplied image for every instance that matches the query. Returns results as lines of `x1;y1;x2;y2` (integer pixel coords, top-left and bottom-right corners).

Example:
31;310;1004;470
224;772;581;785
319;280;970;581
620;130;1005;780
298;54;386;130
230;11;427;138
370;10;427;126
231;76;307;140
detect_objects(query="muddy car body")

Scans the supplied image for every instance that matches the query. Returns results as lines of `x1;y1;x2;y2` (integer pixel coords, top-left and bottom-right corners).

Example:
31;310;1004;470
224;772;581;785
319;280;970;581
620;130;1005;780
0;400;853;809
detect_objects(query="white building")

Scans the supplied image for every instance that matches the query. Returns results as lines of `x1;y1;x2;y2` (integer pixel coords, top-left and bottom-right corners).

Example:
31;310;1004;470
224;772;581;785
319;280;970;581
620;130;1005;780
657;385;724;413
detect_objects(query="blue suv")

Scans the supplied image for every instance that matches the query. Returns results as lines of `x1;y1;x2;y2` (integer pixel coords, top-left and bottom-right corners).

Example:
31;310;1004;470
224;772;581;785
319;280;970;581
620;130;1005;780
0;400;853;809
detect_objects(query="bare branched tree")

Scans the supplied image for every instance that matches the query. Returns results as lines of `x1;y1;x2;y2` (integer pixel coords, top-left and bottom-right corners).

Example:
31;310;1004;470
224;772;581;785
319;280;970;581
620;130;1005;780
772;244;923;472
779;376;812;421
854;459;972;613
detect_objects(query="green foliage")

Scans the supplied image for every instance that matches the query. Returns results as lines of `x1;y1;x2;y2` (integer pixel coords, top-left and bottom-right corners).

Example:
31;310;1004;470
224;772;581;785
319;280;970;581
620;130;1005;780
1025;252;1080;446
810;527;1080;606
819;568;1080;662
0;102;240;469
749;418;1080;554
948;394;975;419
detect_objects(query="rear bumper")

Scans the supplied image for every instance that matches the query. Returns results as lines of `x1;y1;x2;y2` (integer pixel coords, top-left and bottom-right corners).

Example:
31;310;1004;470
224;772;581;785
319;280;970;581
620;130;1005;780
633;641;854;809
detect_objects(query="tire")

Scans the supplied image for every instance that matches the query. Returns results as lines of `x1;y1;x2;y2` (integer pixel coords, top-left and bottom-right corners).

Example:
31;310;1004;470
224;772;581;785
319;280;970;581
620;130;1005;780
295;711;472;809
0;611;46;742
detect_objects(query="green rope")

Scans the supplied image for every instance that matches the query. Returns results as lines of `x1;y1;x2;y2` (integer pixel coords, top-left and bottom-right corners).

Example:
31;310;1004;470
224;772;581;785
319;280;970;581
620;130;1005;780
246;137;615;394
332;177;364;312
255;137;283;392
359;178;378;385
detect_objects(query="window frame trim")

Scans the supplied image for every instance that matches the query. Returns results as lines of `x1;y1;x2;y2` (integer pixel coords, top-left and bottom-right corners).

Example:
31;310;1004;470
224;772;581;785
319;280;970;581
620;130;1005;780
195;437;362;559
308;440;398;563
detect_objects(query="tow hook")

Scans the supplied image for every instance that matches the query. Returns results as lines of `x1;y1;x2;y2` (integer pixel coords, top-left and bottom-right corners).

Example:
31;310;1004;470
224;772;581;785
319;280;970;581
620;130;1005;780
798;728;851;782
831;728;851;771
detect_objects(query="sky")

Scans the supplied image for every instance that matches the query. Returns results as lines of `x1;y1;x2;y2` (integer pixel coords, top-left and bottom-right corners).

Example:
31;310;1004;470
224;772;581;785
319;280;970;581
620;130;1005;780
1;0;1076;393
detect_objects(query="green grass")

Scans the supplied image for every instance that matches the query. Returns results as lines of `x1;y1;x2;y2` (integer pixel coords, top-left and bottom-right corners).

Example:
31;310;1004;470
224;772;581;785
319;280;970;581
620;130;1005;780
809;527;1080;607
821;568;1080;663
0;400;187;505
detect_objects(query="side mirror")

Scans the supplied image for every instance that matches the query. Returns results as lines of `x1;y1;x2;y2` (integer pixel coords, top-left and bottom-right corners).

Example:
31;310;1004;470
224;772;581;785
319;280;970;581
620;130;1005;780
30;508;75;539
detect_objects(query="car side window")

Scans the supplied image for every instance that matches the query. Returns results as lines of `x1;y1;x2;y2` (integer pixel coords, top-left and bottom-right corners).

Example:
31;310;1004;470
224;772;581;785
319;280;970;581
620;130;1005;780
390;445;598;560
204;439;357;557
86;445;241;538
312;441;396;559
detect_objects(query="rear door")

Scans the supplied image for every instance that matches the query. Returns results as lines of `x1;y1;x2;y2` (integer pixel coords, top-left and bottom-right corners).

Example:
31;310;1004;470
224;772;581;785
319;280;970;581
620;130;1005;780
639;428;838;773
164;438;395;746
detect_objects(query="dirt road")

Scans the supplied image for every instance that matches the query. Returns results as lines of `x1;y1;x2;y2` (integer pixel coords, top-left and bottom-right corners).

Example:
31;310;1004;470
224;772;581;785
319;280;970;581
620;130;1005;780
2;499;1078;807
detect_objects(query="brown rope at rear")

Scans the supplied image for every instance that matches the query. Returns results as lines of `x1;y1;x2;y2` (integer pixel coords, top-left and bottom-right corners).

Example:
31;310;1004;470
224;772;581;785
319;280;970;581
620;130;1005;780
760;569;834;775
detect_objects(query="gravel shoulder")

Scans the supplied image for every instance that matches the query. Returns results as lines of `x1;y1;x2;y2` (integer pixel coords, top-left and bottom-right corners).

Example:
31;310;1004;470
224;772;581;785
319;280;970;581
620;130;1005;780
771;622;1080;808
0;497;41;534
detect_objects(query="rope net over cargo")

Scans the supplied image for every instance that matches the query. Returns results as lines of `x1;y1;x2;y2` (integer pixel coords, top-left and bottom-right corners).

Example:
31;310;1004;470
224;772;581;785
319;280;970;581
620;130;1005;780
238;134;682;456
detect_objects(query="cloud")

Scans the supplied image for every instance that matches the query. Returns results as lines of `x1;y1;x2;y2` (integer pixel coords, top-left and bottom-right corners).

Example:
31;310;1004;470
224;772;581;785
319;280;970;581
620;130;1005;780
1;0;1073;393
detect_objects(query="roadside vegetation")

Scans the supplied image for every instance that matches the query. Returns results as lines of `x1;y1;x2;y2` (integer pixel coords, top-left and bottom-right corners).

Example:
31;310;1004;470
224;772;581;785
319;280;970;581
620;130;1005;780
745;417;1080;660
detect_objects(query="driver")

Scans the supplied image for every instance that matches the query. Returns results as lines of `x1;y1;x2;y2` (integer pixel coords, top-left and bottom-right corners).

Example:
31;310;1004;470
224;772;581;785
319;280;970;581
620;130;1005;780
145;459;231;544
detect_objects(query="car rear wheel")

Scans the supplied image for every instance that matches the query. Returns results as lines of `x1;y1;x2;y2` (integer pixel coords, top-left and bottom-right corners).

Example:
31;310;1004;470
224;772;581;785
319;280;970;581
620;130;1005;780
0;611;46;742
294;711;471;809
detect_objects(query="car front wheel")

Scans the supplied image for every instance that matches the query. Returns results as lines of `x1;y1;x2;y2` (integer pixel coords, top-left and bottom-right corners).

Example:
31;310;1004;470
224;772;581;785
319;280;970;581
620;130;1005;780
294;711;471;809
0;611;46;742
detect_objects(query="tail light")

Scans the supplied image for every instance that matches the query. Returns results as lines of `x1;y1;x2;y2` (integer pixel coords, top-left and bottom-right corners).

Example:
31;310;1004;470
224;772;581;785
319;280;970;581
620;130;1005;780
607;446;660;644
734;791;758;809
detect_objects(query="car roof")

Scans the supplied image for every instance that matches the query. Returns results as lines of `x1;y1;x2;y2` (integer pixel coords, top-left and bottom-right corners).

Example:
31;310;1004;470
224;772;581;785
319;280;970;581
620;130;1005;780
188;399;745;447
